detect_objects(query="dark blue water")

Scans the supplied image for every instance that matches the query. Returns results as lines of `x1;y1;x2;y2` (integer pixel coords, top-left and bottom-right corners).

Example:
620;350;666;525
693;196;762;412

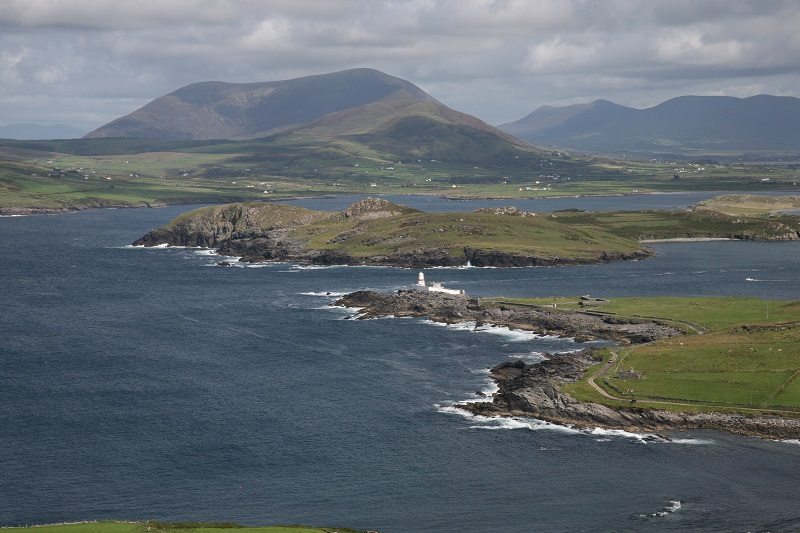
2;204;800;532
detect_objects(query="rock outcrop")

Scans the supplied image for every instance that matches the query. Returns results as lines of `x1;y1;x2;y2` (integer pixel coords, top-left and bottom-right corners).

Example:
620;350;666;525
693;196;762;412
464;356;800;440
335;290;679;344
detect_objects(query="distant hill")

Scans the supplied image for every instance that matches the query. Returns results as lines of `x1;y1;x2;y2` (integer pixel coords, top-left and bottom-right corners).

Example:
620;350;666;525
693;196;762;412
86;68;538;165
499;95;800;155
0;123;87;140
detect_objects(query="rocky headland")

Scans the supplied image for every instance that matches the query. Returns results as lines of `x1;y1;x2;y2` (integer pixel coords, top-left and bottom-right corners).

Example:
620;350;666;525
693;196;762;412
465;356;800;440
335;289;800;439
336;289;679;344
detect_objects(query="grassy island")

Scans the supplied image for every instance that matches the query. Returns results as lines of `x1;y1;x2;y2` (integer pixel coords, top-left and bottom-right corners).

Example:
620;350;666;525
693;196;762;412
133;198;799;268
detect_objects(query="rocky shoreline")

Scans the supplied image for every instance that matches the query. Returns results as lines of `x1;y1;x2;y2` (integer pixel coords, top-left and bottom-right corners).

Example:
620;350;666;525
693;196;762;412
464;355;800;440
335;290;680;344
134;228;652;269
335;289;800;439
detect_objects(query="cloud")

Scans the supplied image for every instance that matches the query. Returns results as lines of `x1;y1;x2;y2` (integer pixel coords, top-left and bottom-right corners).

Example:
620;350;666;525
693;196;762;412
1;0;799;128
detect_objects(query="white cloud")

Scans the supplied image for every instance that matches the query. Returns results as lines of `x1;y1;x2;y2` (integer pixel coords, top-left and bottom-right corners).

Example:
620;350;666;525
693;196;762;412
1;0;799;126
238;18;294;51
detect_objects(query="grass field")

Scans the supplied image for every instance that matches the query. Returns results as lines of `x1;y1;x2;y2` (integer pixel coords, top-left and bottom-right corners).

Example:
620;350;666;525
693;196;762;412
2;522;362;533
549;209;800;241
504;296;800;413
696;194;800;215
296;211;644;259
2;135;800;210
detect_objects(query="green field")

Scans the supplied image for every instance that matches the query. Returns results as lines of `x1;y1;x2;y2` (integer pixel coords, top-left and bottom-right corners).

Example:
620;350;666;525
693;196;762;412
548;209;800;241
1;523;361;533
296;211;643;259
504;296;800;413
2;135;800;210
696;194;800;215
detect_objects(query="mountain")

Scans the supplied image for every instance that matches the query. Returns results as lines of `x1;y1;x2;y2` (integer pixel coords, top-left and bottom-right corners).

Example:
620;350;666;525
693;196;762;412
0;123;87;140
85;68;537;165
499;95;800;154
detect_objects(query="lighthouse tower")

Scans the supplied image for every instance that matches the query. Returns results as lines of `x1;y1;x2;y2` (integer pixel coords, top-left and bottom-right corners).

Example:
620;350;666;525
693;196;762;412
417;272;426;287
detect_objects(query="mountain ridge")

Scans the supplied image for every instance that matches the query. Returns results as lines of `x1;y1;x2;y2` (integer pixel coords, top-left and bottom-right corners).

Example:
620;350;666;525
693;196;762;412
499;94;800;154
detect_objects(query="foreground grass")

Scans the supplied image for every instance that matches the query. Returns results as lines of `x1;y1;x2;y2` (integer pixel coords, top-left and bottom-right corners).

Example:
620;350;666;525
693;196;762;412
504;296;800;413
3;521;363;532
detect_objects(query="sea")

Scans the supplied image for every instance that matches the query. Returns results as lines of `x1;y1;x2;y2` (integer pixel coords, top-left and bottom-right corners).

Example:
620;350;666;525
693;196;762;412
2;192;800;532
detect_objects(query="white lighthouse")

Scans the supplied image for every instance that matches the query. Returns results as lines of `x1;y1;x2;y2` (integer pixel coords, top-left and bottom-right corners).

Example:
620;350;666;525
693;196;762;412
413;271;465;295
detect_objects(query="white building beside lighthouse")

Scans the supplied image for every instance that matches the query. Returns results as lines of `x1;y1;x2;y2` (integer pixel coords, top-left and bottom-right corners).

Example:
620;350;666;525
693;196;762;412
414;272;465;295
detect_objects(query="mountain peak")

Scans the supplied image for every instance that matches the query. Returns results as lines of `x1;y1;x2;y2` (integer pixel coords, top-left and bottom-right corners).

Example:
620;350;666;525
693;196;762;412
85;68;432;141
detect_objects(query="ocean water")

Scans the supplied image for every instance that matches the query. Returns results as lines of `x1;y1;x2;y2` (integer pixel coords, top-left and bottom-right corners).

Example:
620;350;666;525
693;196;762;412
2;203;800;532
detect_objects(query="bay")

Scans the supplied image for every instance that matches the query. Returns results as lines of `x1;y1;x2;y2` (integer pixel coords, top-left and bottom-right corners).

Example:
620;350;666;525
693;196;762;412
1;202;799;532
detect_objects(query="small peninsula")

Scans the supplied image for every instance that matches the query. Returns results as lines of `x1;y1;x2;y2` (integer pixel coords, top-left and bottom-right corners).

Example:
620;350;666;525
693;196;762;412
133;198;798;268
335;290;800;439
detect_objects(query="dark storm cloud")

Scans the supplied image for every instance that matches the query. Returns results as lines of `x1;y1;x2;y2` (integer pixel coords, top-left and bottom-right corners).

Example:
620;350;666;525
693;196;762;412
2;0;799;130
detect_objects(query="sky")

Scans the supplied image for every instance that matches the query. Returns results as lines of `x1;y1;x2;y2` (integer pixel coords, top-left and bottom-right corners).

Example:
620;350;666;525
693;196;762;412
2;0;800;132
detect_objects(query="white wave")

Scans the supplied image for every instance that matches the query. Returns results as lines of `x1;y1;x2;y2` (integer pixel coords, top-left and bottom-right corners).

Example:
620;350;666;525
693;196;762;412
0;214;28;217
422;319;563;342
670;438;715;445
508;351;546;363
649;500;682;517
299;291;347;297
158;244;207;249
587;427;669;443
441;405;680;443
290;264;380;270
436;405;583;435
779;439;800;446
